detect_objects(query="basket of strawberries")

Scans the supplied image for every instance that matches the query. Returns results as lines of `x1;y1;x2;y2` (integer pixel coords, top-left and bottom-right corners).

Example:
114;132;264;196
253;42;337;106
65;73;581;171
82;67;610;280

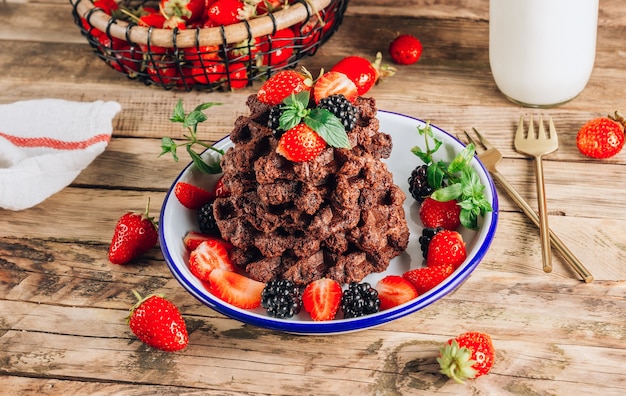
71;0;347;91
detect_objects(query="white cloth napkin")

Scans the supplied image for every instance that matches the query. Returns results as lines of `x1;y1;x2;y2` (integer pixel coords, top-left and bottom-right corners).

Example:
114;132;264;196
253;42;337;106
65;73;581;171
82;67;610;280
0;99;121;211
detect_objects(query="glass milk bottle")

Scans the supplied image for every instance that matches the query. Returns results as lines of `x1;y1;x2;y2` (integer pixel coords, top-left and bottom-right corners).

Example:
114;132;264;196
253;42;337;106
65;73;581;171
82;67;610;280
489;0;599;108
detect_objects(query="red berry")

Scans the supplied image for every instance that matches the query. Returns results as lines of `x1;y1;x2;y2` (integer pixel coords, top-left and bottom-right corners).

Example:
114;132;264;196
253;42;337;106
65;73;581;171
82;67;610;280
389;34;423;65
188;238;236;281
257;69;313;106
419;197;461;230
183;230;233;251
376;275;419;310
437;331;495;383
276;122;327;162
108;200;158;265
258;28;296;66
208;268;265;309
330;52;395;96
302;278;342;321
576;112;625;159
426;230;466;269
174;181;215;210
313;71;358;104
206;0;248;26
402;263;454;295
128;292;188;352
212;176;230;197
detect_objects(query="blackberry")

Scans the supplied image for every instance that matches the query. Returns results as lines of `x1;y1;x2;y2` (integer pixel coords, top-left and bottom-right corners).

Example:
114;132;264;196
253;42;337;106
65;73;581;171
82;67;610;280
261;279;302;319
197;201;220;236
419;227;444;259
317;94;359;131
408;164;435;203
268;106;285;139
341;282;380;318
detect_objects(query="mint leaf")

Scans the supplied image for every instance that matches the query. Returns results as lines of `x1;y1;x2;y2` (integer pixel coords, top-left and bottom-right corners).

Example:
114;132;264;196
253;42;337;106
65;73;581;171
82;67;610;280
431;183;462;201
279;91;311;131
305;108;351;148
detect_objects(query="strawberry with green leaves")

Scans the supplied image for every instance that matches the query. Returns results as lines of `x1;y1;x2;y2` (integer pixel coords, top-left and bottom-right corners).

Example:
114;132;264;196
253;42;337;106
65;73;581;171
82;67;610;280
410;123;492;230
437;331;495;384
109;199;158;265
273;91;351;162
302;277;342;321
576;111;625;159
128;291;188;351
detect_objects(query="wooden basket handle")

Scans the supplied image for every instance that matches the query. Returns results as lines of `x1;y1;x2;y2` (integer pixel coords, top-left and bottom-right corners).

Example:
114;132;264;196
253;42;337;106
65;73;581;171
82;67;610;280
72;0;333;48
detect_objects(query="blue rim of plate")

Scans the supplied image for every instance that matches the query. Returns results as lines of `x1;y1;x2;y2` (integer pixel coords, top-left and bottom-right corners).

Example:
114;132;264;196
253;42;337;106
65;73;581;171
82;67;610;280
159;110;499;335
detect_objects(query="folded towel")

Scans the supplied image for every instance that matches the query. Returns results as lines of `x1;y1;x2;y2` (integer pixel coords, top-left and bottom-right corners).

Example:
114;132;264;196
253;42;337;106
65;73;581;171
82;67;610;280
0;99;121;211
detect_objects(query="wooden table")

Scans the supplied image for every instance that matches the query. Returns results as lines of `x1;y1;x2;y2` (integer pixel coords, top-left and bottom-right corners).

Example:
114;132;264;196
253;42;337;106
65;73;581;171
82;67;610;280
1;0;625;394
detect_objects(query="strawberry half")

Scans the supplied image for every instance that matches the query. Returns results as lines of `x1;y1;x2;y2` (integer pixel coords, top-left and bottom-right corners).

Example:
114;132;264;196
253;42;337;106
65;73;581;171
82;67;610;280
128;291;188;352
376;275;419;311
313;71;358;104
108;199;158;265
403;263;454;295
419;197;461;230
302;277;342;321
184;230;234;252
257;69;313;106
437;331;495;384
426;230;466;269
189;239;236;281
174;181;215;210
208;268;265;309
576;111;625;159
276;122;327;162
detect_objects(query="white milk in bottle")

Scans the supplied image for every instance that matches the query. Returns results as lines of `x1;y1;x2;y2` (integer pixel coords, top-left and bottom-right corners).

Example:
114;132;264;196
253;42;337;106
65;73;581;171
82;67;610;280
489;0;599;107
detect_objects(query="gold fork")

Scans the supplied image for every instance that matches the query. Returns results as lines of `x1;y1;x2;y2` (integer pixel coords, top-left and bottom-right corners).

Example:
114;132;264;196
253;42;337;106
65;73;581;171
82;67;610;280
462;128;593;283
514;115;559;273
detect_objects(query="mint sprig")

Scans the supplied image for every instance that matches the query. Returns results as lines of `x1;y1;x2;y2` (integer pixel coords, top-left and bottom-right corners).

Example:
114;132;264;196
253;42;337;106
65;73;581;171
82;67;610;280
160;99;224;174
279;91;351;149
410;123;492;230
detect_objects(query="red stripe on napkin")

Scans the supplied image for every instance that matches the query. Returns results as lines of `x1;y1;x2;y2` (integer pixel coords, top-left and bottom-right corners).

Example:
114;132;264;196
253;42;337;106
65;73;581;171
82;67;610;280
0;131;111;150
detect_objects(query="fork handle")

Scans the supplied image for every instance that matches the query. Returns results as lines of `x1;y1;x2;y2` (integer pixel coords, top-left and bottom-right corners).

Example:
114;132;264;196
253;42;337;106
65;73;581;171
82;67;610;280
533;156;553;273
491;170;593;283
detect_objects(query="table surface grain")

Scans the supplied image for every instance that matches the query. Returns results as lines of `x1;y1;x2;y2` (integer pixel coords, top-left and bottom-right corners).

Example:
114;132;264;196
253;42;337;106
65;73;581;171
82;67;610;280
1;0;625;394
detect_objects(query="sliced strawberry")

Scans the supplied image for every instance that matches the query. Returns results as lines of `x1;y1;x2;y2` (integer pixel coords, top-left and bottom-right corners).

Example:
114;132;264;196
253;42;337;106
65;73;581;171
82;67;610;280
208;268;265;309
419;197;461;230
174;181;215;210
257;69;313;106
183;230;234;251
426;230;466;269
302;278;342;321
376;275;419;311
276;122;327;162
403;264;454;295
188;239;235;281
313;71;358;104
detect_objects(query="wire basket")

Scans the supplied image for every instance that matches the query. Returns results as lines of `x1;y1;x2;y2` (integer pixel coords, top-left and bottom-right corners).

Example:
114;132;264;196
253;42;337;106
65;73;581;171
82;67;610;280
71;0;347;91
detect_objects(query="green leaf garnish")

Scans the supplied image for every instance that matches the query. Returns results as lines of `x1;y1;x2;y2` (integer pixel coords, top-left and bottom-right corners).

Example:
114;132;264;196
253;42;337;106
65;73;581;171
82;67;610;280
279;92;351;149
410;123;492;230
160;98;224;174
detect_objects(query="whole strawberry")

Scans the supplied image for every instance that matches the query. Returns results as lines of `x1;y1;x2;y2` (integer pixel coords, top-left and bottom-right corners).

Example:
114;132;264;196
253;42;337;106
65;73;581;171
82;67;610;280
426;230;466;269
109;199;158;265
276;122;327;162
389;34;423;65
257;69;313;106
576;111;625;159
419;197;461;230
330;52;396;96
437;331;495;384
128;291;189;351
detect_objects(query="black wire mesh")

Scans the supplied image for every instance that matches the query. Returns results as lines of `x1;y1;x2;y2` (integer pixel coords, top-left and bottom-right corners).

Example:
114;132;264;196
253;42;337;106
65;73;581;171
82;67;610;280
71;0;348;91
